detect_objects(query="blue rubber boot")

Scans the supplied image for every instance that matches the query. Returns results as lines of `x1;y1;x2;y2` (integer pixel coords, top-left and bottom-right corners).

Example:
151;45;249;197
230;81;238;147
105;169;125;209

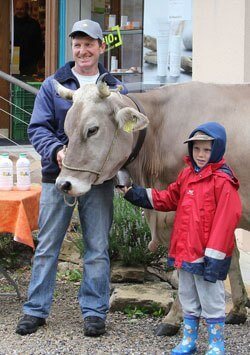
205;319;225;355
171;316;199;355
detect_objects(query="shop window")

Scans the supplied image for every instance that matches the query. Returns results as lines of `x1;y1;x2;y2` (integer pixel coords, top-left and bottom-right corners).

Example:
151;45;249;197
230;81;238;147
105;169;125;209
12;0;45;81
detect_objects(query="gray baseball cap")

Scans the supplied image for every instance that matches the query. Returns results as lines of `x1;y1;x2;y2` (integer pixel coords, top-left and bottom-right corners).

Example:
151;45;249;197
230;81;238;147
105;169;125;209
184;131;215;143
69;19;103;40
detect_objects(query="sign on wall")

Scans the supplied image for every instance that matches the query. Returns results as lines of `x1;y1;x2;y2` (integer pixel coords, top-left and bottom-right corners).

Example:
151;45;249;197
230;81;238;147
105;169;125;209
168;0;192;21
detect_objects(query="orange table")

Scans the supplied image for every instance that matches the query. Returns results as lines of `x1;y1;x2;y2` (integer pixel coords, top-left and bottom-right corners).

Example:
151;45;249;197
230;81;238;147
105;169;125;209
0;185;41;249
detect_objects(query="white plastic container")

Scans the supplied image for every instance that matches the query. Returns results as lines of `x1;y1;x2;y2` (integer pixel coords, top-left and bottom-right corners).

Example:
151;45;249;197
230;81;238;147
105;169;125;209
111;56;118;71
16;153;31;191
169;35;182;77
0;153;14;191
156;20;171;77
120;15;128;29
108;14;116;28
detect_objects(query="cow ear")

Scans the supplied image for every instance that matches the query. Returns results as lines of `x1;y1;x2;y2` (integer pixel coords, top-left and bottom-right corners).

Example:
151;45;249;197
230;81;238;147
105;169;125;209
116;107;149;133
53;79;74;100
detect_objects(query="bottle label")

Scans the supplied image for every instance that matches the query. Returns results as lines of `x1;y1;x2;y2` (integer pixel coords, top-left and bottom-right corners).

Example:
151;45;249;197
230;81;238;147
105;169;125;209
17;167;30;186
0;167;13;187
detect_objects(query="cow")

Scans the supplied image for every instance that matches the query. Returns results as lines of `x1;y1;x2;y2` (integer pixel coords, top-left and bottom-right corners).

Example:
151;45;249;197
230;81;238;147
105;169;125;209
54;78;250;336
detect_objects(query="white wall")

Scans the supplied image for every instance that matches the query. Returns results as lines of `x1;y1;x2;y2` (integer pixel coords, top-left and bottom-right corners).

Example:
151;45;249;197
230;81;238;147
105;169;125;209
193;0;250;83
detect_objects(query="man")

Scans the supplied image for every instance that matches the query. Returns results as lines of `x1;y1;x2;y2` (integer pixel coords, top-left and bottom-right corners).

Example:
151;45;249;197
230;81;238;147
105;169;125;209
16;19;127;337
14;0;44;75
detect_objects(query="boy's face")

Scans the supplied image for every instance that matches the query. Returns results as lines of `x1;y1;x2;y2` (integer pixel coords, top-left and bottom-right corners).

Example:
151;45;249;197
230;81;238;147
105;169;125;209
192;140;212;168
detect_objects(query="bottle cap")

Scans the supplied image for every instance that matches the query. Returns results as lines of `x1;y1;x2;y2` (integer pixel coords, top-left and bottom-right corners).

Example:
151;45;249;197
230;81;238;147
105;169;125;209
19;153;27;158
1;153;9;158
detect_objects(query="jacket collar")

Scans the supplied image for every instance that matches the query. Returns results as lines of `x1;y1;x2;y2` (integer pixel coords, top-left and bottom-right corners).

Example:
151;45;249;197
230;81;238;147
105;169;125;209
184;156;226;173
54;61;117;87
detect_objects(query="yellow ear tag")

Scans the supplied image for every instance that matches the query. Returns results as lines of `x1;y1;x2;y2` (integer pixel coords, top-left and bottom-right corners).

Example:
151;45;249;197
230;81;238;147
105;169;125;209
123;120;135;133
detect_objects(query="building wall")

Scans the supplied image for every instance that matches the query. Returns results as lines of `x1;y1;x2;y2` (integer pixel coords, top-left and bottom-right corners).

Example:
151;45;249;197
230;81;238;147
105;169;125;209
193;0;250;83
0;0;11;135
193;0;250;246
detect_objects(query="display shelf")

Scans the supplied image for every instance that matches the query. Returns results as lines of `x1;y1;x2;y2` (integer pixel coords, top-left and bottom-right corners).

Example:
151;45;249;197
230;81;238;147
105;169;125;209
92;0;144;83
103;29;143;35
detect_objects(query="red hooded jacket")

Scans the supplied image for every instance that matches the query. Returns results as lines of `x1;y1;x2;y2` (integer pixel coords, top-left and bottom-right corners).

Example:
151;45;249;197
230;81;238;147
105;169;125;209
148;157;242;281
125;122;242;282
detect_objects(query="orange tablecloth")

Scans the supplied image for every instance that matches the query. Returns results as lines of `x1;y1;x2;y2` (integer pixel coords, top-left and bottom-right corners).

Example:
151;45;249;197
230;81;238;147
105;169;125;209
0;185;41;249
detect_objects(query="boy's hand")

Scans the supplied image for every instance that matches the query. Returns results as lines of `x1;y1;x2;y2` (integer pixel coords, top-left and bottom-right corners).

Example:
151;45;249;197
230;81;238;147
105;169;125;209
117;186;132;194
114;169;132;192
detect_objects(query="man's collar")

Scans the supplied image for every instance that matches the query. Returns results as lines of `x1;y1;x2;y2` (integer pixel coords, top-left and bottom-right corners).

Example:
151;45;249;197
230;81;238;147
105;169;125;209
54;61;117;87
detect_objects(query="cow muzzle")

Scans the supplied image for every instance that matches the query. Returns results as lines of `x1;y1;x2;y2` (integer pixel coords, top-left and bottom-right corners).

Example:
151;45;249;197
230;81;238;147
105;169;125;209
56;180;72;193
56;175;92;196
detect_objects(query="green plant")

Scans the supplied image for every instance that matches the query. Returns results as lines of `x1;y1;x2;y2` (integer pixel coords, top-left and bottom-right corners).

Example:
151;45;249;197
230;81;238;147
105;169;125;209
123;303;165;318
70;232;84;258
150;302;165;317
0;233;33;269
109;193;166;266
123;305;148;318
57;268;82;282
67;269;82;282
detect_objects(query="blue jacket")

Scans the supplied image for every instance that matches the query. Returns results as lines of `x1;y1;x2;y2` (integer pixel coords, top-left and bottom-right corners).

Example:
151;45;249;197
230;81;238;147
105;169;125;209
28;61;127;183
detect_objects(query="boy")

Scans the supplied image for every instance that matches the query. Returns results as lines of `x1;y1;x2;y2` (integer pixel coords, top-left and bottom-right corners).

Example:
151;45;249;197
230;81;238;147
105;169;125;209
121;122;241;354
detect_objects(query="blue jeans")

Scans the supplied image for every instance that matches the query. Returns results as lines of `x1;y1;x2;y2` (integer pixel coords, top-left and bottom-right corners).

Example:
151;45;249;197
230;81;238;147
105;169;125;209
23;181;114;320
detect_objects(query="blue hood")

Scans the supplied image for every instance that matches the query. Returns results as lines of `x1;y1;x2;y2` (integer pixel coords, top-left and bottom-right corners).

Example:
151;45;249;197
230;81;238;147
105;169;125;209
187;122;227;167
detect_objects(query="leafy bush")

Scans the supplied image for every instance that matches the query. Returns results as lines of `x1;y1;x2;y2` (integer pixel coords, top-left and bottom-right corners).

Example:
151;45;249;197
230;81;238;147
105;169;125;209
0;233;33;269
109;193;166;266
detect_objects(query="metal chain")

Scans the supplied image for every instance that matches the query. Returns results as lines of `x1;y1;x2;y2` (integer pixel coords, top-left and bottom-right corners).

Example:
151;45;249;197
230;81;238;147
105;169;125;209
63;195;77;207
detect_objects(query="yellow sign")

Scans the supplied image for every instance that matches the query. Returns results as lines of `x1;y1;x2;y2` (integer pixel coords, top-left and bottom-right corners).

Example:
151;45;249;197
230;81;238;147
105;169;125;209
103;25;123;52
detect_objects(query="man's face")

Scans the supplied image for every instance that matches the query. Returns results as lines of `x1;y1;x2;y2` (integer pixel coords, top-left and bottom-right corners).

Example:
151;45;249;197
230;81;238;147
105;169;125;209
72;36;105;75
192;140;212;168
15;1;26;18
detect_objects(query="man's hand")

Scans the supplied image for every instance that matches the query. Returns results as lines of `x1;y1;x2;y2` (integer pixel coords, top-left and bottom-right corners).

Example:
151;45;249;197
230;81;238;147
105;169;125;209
56;148;65;169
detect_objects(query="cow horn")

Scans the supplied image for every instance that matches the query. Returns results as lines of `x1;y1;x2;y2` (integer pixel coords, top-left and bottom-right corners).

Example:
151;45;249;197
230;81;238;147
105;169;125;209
96;72;109;84
53;79;74;100
96;73;111;98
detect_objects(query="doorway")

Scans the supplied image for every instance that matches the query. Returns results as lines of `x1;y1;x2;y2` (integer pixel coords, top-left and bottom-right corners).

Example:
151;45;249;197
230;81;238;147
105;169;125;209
12;0;46;80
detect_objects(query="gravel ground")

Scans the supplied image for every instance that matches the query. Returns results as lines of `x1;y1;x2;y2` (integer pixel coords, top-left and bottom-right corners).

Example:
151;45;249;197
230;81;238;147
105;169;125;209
0;271;249;355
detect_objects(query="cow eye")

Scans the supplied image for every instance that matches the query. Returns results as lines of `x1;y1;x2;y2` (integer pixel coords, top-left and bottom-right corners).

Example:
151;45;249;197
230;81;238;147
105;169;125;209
87;126;99;137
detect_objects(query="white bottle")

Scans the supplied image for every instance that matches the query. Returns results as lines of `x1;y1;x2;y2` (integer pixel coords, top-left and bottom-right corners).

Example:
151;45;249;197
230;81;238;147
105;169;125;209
169;35;182;77
157;20;170;77
16;153;31;191
0;153;14;191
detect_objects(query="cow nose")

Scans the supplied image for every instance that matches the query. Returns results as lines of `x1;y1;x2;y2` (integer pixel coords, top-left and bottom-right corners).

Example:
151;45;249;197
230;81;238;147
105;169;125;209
60;181;72;192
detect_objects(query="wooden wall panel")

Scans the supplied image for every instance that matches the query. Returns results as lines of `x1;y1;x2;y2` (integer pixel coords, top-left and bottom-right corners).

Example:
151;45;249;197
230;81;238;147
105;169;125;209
45;0;58;77
0;0;11;133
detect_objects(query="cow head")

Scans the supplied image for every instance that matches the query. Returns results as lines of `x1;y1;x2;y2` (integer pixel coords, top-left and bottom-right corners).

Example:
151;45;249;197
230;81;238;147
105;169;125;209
54;78;149;196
